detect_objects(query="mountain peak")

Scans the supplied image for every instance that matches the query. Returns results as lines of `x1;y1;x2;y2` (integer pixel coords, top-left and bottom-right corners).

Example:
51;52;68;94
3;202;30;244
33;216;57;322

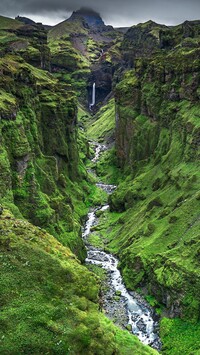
15;16;36;26
69;7;105;27
75;7;100;16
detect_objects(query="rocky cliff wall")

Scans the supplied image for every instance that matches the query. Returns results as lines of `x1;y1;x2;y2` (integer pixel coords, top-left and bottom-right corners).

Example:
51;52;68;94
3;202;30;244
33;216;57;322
0;19;88;260
109;30;200;321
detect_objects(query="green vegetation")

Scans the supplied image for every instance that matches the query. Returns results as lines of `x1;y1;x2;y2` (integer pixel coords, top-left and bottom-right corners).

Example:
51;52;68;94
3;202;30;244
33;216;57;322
81;19;200;354
160;318;200;354
0;51;90;260
1;10;200;355
0;209;157;355
101;27;200;354
0;14;158;354
0;15;22;30
47;10;123;106
87;98;116;142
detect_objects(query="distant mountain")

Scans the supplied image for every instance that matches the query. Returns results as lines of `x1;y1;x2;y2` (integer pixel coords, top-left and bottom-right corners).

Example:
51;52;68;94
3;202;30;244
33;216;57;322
48;7;122;71
49;7;119;44
115;27;130;34
68;7;105;28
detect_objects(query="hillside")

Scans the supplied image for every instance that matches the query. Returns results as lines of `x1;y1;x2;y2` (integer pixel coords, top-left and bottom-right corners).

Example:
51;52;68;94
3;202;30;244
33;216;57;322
0;207;159;354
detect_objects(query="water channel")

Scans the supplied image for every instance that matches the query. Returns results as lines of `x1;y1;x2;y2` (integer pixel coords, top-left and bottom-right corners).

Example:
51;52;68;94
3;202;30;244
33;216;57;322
82;143;161;351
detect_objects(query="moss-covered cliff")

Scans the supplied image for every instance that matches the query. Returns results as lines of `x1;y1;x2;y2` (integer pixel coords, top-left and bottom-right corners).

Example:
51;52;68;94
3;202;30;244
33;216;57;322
83;19;200;354
0;45;88;261
101;21;200;355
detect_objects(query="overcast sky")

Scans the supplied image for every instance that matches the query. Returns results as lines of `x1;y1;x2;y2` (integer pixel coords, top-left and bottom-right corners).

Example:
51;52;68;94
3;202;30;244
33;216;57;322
1;0;200;27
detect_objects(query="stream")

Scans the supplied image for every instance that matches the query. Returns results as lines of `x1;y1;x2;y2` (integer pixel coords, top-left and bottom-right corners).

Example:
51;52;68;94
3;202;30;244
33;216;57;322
82;143;161;351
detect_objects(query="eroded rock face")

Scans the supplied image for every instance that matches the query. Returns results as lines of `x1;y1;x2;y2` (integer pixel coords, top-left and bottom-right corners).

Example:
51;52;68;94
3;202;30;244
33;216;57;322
0;17;86;261
48;8;123;106
109;20;200;321
115;51;200;167
16;25;50;69
88;63;113;108
122;21;166;59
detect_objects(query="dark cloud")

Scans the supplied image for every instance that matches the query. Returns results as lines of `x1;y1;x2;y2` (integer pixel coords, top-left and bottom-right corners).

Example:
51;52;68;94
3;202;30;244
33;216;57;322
0;0;200;26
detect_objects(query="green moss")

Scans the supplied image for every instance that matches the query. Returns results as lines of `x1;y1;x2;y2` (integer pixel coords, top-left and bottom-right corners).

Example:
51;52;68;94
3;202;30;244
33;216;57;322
88;232;105;249
0;210;157;354
0;90;16;112
0;51;90;260
0;15;22;30
0;30;19;44
86;42;200;355
96;147;123;184
87;99;116;142
0;142;12;200
160;318;200;355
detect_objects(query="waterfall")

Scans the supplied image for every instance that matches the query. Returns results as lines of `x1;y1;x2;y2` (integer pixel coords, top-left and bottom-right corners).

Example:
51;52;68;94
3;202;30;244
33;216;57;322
90;82;96;109
92;82;96;106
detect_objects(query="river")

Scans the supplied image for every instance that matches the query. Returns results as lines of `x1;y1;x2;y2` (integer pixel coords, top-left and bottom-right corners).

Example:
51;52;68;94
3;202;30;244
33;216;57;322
82;143;161;351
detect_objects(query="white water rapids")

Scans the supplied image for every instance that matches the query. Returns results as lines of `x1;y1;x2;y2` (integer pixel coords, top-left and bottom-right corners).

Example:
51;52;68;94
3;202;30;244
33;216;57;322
82;143;161;350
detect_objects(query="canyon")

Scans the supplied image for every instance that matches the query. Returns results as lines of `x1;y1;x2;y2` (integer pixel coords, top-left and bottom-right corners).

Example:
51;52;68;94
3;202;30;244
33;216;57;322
0;8;200;354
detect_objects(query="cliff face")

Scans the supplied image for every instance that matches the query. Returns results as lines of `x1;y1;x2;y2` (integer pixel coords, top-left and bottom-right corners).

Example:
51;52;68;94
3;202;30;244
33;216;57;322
48;9;123;106
115;53;200;168
0;16;88;260
0;16;50;69
108;22;200;322
121;19;200;64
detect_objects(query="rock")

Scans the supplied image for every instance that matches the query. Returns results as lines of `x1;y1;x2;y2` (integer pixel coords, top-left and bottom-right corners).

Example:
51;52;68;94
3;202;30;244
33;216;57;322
136;319;146;332
126;324;132;331
115;290;122;296
0;205;3;216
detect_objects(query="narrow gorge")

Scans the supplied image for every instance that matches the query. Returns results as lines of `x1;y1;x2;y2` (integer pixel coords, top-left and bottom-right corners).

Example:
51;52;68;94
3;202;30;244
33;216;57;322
0;7;200;355
82;143;161;350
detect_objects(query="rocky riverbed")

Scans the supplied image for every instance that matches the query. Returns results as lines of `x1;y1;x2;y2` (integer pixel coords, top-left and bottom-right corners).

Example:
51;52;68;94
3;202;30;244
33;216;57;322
83;143;161;351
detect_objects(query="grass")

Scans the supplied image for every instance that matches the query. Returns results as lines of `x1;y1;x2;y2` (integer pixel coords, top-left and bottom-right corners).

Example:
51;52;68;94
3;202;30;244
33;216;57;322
0;15;22;30
0;209;158;355
160;318;200;354
0;50;88;261
87;98;116;142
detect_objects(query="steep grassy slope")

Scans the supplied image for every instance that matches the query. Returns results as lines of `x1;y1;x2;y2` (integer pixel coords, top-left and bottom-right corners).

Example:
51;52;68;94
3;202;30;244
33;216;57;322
0;16;50;69
0;208;158;355
0;15;22;29
2;11;200;354
87;98;116;142
48;8;120;68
